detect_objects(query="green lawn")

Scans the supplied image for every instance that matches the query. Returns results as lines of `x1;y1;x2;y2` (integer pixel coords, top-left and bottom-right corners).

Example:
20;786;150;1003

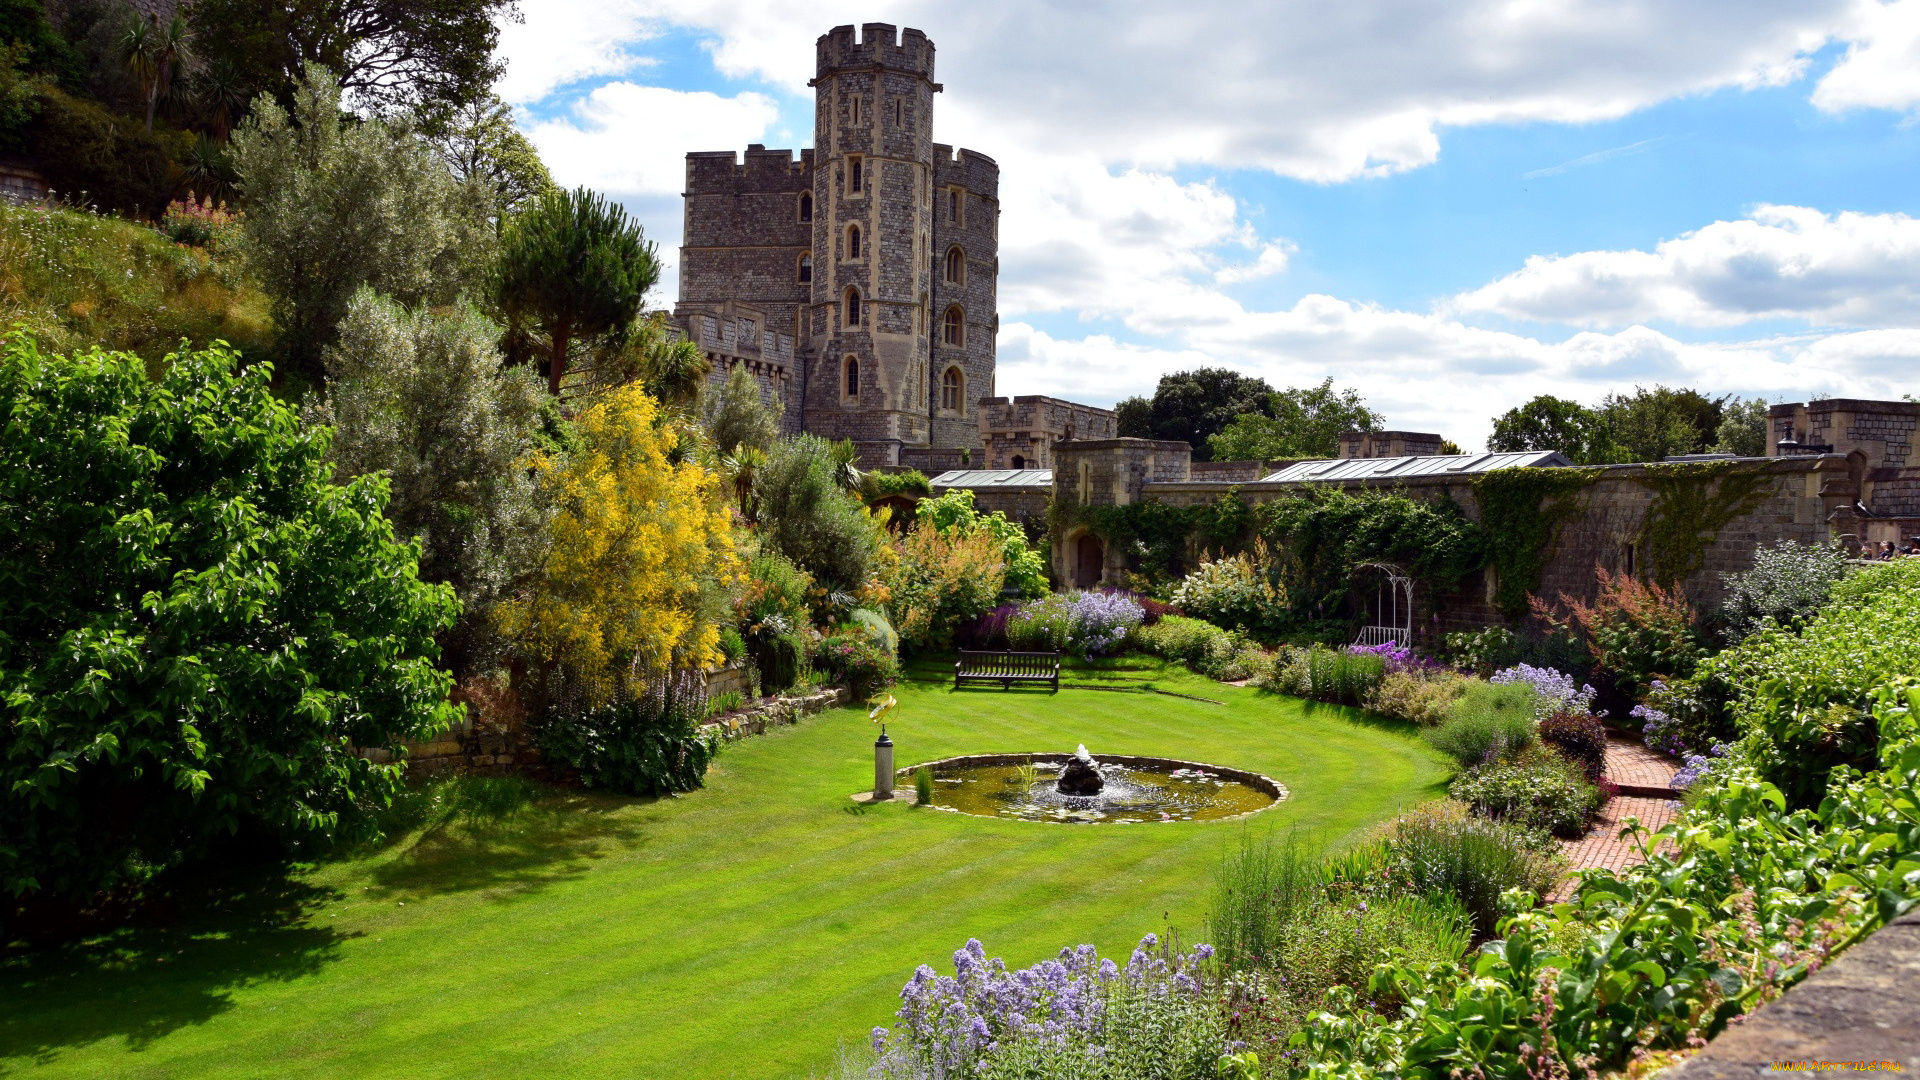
0;661;1450;1080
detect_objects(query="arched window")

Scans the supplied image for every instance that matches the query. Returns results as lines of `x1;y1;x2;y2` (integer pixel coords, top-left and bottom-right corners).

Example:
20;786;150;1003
797;191;812;222
847;224;862;259
943;246;965;284
844;289;862;327
947;188;960;224
844;356;860;399
796;253;812;283
848;155;863;195
941;366;963;412
1011;454;1026;470
942;305;963;347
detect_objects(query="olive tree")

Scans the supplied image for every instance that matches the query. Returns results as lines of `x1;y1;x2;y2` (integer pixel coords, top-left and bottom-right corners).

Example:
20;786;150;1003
230;63;491;386
311;288;550;676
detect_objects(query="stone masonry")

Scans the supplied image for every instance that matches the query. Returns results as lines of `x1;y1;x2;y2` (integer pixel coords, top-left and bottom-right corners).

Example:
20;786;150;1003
675;24;1001;467
1771;398;1920;544
978;395;1117;470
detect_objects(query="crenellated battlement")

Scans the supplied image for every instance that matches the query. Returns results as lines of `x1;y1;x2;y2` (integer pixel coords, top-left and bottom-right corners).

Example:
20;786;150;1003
814;23;937;85
684;146;813;196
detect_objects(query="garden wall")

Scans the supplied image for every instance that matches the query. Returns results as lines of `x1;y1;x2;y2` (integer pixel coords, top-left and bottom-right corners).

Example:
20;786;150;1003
1051;438;1859;638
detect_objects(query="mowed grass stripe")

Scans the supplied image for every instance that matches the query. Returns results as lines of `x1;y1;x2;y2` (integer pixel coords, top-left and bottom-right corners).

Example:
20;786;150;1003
1;661;1448;1079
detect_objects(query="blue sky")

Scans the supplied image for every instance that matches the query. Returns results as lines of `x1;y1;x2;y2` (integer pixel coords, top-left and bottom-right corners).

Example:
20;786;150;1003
499;2;1920;447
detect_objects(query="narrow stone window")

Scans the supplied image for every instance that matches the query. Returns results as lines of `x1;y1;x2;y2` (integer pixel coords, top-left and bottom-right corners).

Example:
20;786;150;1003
942;305;963;347
850;95;860;125
941;366;963;412
845;288;862;327
847;224;862;259
948;188;960;224
797;253;812;283
893;98;902;126
849;155;863;195
844;355;860;399
943;246;965;284
798;191;812;222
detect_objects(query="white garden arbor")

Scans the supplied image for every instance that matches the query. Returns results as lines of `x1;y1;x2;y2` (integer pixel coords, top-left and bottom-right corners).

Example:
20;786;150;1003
1351;562;1414;648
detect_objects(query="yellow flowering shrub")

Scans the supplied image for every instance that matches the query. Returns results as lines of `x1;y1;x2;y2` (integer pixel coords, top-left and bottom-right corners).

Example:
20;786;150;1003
502;384;741;706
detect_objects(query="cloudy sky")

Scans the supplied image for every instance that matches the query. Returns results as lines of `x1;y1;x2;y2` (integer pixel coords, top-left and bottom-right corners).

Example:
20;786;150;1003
498;1;1920;448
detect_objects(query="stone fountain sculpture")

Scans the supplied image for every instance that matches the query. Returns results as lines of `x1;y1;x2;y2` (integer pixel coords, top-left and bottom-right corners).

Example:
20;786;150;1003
1056;744;1105;796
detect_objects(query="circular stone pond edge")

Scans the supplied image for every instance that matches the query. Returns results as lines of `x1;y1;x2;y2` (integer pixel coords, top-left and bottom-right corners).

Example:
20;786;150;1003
849;752;1289;823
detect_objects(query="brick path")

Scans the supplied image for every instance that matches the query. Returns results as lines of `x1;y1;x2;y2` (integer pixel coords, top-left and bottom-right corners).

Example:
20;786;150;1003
1551;739;1683;900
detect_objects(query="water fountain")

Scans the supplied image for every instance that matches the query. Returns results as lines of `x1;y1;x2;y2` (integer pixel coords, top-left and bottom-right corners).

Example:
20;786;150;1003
894;749;1286;824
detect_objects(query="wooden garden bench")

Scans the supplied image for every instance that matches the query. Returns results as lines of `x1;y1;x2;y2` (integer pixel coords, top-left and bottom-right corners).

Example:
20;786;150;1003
954;650;1062;691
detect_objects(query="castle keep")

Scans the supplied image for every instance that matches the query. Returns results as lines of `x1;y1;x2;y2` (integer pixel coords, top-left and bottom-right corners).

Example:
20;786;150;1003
675;24;1004;468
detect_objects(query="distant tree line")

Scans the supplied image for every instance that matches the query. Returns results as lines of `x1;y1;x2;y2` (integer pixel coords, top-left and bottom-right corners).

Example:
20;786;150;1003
1114;367;1770;465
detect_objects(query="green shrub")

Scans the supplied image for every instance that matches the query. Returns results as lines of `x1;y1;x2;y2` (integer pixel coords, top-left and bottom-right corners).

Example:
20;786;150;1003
1377;802;1563;939
913;488;1047;598
1424;681;1539;766
1131;614;1236;667
0;338;461;904
1363;669;1470;725
846;607;899;656
1307;647;1386;705
811;631;900;700
913;766;934;807
1449;751;1602;838
531;671;719;796
718;627;747;665
1167;547;1289;636
1719;538;1850;643
1441;625;1523;673
1705;556;1920;806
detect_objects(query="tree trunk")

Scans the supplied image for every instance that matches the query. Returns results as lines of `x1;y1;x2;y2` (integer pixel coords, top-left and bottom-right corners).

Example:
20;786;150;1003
144;85;157;135
547;327;569;396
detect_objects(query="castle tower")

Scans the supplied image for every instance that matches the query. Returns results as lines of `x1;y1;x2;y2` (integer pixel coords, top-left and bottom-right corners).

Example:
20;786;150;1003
676;24;998;467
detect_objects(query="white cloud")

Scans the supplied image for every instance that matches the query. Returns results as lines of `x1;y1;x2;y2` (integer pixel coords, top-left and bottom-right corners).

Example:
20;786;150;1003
501;1;1850;183
1812;0;1920;113
495;2;665;105
1446;205;1920;328
526;83;781;197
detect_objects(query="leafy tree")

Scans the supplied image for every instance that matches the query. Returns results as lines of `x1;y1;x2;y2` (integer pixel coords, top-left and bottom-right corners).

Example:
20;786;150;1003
1113;367;1276;460
0;336;460;905
426;92;556;220
188;0;518;115
230;64;492;386
309;288;549;677
499;383;739;709
1207;378;1381;461
0;0;86;90
913;489;1048;597
1718;539;1850;642
492;186;658;396
1113;395;1151;440
754;434;884;600
707;361;782;458
1487;395;1608;463
1594;385;1727;463
1712;396;1771;457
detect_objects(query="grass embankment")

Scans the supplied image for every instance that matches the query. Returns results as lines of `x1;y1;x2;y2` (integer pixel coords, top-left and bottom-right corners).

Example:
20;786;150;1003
0;660;1449;1079
0;202;269;367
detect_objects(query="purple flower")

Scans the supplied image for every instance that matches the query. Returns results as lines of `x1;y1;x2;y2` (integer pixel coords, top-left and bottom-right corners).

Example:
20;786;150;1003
1492;663;1599;718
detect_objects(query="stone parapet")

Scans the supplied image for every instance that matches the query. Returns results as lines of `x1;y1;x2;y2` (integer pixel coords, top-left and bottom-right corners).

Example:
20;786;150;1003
1667;908;1920;1076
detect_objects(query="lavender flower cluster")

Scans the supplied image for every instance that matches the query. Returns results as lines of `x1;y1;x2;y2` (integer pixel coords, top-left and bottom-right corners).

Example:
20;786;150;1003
1060;591;1144;657
1634;702;1688;757
1670;742;1729;789
1344;641;1443;675
1490;663;1599;719
870;935;1214;1078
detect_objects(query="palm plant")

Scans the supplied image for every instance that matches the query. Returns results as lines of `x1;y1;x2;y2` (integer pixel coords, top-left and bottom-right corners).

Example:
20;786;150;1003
724;445;767;522
194;58;249;141
826;438;862;493
119;11;190;134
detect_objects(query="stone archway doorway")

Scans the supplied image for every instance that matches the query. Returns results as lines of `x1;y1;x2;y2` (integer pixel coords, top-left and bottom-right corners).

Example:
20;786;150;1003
1073;534;1105;588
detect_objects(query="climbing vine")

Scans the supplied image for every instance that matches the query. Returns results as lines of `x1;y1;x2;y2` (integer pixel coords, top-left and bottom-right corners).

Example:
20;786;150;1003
1473;467;1603;618
1050;491;1252;579
1253;487;1488;619
1633;461;1776;586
